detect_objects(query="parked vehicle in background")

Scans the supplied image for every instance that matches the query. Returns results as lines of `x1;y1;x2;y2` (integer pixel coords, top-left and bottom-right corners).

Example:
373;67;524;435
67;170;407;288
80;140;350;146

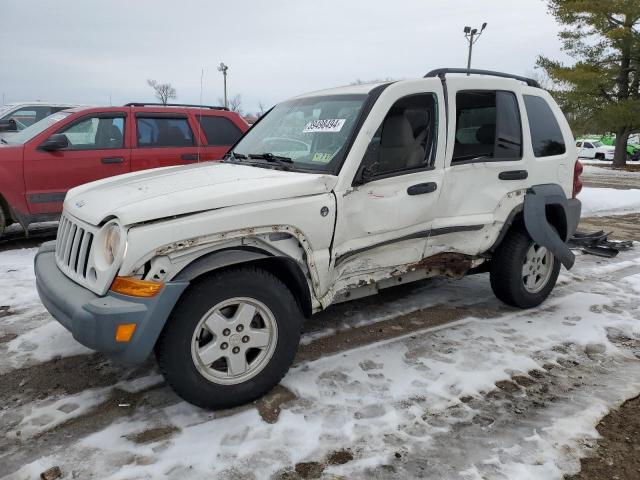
0;102;79;140
34;69;582;409
0;103;248;237
600;134;640;160
575;139;615;160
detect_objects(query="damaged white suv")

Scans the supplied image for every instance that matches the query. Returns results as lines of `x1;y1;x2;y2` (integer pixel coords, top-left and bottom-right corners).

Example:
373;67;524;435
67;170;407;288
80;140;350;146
35;69;582;409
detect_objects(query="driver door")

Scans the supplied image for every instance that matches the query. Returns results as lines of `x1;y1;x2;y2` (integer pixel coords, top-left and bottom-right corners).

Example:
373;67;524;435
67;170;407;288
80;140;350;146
330;80;446;285
24;112;131;215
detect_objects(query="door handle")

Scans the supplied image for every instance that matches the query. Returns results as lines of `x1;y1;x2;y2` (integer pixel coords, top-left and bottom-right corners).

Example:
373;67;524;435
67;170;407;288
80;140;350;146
181;153;200;161
499;170;528;180
407;182;438;195
101;157;124;164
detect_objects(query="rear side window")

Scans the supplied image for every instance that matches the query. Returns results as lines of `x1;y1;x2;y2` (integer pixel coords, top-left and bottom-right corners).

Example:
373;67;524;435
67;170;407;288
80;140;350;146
523;95;566;157
453;90;522;163
197;115;243;146
136;116;195;147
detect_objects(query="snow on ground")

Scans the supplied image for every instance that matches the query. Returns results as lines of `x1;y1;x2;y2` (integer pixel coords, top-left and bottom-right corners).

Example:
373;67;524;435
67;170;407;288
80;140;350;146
583;164;640;179
580;187;640;216
2;243;640;479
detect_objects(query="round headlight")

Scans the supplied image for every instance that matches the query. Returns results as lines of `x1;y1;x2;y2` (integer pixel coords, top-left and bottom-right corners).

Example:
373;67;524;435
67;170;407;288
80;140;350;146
103;223;122;265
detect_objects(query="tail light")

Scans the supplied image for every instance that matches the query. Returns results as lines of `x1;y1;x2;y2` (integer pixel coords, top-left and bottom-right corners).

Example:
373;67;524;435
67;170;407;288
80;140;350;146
572;159;583;198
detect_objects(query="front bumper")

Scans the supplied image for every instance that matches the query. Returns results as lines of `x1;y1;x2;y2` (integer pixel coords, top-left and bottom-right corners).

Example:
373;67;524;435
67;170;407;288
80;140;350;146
34;241;188;363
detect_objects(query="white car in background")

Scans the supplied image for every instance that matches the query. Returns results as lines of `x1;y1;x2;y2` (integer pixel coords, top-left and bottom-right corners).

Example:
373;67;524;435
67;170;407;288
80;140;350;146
0;102;79;140
575;139;615;160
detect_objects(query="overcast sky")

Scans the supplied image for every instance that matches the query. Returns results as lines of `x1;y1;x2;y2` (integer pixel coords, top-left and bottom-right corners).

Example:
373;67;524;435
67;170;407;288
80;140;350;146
1;0;569;113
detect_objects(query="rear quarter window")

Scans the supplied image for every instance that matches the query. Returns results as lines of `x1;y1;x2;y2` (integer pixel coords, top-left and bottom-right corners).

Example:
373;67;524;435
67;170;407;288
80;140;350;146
197;115;243;146
523;95;566;157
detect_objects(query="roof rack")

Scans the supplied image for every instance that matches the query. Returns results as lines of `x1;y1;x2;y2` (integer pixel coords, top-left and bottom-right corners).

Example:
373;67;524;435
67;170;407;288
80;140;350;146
124;102;229;110
424;68;540;88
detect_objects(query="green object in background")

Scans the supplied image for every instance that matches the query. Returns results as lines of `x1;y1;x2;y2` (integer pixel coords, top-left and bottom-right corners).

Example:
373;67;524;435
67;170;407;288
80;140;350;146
600;135;640;156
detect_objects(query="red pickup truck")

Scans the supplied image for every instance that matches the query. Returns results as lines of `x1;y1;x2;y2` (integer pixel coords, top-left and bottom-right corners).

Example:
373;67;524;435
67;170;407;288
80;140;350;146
0;103;248;238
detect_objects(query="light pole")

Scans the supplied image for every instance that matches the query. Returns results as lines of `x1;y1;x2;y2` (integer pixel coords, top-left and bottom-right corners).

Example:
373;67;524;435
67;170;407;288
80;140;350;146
463;23;487;74
218;62;229;109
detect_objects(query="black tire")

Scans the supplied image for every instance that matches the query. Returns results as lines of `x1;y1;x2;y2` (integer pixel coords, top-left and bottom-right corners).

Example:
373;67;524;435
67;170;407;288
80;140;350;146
595;153;605;160
490;227;561;309
155;267;303;409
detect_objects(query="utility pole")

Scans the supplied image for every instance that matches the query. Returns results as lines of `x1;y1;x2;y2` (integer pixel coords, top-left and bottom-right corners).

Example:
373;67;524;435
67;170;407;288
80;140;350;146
463;23;487;74
218;62;229;109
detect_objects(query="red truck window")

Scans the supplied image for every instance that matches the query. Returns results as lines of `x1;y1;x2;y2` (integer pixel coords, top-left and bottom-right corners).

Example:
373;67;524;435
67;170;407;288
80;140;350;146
137;116;195;147
197;116;243;146
60;116;125;150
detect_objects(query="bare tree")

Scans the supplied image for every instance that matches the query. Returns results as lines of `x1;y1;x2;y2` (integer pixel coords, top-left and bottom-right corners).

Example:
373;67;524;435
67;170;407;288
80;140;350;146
219;94;243;114
257;101;266;117
146;79;177;105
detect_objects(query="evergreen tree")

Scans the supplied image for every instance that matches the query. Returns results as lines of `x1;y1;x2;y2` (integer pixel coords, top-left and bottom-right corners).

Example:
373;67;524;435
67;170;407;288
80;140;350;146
538;0;640;167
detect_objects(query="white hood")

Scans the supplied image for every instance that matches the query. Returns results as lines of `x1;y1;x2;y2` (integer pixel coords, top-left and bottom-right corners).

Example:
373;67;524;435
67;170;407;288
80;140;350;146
64;162;337;226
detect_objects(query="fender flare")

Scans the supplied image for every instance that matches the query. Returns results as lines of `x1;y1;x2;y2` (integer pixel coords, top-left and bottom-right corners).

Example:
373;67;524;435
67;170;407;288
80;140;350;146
172;247;314;317
523;184;575;269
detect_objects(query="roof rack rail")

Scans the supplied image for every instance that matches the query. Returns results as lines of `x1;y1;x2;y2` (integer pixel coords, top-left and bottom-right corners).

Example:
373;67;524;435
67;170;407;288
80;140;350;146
124;102;229;110
424;68;540;88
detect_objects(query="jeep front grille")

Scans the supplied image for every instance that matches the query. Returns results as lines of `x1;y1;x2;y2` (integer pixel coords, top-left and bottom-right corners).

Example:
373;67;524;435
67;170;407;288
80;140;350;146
55;214;95;280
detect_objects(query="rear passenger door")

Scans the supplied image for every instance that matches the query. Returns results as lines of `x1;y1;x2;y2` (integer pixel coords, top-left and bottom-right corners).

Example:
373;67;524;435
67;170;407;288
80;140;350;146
131;113;202;170
430;84;527;254
196;113;246;160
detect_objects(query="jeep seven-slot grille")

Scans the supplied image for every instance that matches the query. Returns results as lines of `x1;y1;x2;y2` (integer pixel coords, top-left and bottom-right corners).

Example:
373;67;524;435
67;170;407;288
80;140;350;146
55;215;94;279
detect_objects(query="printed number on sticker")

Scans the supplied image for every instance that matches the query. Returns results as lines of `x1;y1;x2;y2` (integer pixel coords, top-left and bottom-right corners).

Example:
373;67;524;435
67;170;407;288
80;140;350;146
303;119;346;133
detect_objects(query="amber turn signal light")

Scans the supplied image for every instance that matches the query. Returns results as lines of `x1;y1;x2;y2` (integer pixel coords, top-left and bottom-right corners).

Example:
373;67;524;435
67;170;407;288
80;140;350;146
110;276;163;297
115;323;137;342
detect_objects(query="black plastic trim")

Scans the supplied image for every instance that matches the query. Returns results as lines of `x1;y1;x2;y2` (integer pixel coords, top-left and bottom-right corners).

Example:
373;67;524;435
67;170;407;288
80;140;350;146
425;68;541;88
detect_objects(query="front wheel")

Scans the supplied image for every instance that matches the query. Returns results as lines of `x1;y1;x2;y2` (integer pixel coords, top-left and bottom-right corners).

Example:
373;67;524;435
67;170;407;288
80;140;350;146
155;267;303;409
490;228;561;309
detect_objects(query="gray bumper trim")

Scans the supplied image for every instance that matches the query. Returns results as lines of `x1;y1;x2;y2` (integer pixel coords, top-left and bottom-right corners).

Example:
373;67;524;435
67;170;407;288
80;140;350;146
35;241;188;363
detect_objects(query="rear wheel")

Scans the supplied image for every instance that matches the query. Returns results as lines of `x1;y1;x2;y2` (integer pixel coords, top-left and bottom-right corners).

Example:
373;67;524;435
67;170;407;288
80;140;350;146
490;228;561;308
155;267;303;409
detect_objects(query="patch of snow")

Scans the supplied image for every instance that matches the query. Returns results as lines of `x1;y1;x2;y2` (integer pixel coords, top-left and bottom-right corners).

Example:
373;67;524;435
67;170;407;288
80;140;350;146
580;187;640;217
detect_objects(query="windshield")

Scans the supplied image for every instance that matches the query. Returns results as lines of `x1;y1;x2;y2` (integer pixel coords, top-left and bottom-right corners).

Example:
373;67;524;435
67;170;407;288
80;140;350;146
4;111;71;145
231;94;367;172
592;141;603;147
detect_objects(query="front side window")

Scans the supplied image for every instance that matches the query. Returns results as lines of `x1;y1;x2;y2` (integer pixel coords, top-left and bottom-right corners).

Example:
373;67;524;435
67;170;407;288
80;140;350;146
198;115;243;146
1;106;53;130
523;95;566;157
453;90;522;163
59;116;125;150
365;93;437;177
137;117;195;147
4;111;71;145
231;94;367;172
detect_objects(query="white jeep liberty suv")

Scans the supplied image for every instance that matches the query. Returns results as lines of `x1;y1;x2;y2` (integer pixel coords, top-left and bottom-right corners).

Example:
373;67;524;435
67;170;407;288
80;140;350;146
35;69;582;409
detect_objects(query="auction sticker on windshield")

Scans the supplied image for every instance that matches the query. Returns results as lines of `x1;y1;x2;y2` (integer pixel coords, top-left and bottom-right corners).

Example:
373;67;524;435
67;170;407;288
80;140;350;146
303;119;345;133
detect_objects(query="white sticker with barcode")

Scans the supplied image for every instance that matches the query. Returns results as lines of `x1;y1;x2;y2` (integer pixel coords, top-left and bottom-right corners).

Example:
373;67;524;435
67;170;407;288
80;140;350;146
303;118;346;133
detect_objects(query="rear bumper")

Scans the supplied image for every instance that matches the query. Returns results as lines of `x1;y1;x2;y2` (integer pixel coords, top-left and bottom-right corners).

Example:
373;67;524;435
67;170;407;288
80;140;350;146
566;198;582;238
34;241;188;363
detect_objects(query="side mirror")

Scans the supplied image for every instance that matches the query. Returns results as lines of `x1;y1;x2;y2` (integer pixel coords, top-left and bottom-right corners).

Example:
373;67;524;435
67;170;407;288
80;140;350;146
0;119;17;132
353;140;380;186
39;134;69;151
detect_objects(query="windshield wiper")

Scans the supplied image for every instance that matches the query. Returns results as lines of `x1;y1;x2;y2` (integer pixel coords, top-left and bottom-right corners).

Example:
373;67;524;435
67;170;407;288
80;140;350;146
0;138;7;144
248;152;293;170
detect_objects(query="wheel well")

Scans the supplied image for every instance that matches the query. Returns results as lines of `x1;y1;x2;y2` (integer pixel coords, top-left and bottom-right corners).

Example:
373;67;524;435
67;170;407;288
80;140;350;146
186;256;313;319
545;204;568;241
491;202;568;251
0;194;12;224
